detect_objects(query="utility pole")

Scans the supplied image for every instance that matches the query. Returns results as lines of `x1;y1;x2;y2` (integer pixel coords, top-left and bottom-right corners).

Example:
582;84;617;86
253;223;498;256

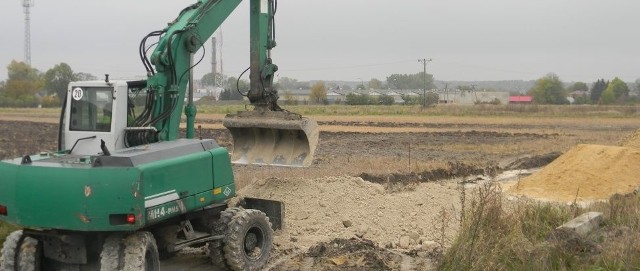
418;58;432;107
211;37;217;88
23;0;34;65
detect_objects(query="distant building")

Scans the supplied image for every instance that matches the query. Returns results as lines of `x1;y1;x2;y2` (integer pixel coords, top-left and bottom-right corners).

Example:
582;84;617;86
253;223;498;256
277;88;512;105
508;96;533;104
326;91;343;104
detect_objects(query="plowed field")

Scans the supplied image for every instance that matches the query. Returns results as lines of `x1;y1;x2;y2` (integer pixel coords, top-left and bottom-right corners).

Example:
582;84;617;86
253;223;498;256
1;111;639;270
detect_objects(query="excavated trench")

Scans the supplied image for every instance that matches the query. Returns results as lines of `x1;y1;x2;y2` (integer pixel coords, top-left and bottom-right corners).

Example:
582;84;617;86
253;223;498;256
358;152;561;192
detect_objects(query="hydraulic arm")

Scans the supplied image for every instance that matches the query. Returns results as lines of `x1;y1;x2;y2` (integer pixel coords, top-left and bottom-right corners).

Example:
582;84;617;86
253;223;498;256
129;0;318;167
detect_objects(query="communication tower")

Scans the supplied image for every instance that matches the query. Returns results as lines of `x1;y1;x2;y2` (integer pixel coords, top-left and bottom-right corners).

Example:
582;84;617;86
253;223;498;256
23;0;34;65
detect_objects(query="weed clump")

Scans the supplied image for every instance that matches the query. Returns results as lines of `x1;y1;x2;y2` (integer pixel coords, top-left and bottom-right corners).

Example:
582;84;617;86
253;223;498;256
440;183;640;270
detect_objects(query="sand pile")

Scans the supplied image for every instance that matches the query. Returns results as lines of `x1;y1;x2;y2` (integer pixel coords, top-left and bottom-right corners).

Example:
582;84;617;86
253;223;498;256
238;176;460;253
508;144;640;203
619;129;640;149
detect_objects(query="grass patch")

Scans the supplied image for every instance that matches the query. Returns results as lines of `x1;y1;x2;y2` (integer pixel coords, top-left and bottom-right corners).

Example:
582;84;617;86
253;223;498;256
193;103;640;118
3;104;640;119
440;183;640;270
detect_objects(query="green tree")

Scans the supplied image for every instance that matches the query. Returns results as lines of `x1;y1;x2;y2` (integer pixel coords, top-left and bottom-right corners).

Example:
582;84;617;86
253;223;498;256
424;92;439;107
401;94;419;105
226;77;249;93
219;77;247;100
309;81;327;104
44;63;75;98
200;72;224;87
201;73;214;86
635;78;640;94
599;88;615;104
345;93;373;105
277;77;304;90
219;88;243;100
568;82;588;92
386;72;435;90
368;78;383;90
527;73;567;104
590;79;608;104
379;94;395;105
567;82;589;104
600;77;629;104
0;61;42;107
7;60;39;81
74;72;97;81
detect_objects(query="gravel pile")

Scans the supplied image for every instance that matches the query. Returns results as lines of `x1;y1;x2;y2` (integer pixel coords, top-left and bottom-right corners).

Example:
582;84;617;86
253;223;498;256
239;176;460;254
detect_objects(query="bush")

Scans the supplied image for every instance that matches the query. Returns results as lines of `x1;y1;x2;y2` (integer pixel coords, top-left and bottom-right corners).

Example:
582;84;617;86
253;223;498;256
441;183;640;270
425;92;439;106
379;94;395;105
40;95;61;107
345;93;373;105
0;95;39;108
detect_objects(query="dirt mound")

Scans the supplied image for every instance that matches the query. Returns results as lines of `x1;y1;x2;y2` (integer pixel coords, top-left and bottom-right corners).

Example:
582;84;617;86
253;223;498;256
619;129;640;149
508;144;640;202
238;176;460;257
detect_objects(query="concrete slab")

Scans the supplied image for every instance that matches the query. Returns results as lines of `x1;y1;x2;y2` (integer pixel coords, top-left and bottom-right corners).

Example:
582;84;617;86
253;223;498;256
556;211;603;237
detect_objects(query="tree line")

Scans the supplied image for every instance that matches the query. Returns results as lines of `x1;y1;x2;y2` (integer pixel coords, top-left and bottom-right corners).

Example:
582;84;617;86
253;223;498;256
201;71;437;103
0;60;96;107
527;73;640;105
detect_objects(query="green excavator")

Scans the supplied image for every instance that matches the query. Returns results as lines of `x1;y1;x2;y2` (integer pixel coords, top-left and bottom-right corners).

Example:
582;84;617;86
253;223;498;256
0;0;318;270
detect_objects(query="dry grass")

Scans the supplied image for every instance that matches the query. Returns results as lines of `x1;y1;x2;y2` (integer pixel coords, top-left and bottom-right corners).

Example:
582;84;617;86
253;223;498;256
193;103;640;118
440;182;640;270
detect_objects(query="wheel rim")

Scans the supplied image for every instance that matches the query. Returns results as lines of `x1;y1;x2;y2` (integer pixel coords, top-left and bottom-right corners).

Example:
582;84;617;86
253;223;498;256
243;225;265;260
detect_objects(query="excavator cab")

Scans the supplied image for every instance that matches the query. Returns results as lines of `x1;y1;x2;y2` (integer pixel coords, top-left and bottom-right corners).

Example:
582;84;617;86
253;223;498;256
223;110;318;167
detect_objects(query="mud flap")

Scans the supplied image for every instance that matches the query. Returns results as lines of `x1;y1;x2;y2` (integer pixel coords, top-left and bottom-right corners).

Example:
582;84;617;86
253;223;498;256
242;197;285;231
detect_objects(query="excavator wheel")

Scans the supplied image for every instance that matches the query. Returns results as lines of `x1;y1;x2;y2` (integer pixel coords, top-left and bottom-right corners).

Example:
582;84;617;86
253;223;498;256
209;207;244;268
223;111;319;167
223;209;273;271
99;232;160;271
0;230;42;271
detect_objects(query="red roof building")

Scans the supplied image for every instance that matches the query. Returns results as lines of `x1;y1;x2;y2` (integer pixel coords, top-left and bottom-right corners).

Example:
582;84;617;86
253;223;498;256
509;96;533;104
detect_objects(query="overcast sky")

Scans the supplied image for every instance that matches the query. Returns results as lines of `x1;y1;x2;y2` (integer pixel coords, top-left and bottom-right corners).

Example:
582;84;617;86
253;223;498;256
0;0;638;84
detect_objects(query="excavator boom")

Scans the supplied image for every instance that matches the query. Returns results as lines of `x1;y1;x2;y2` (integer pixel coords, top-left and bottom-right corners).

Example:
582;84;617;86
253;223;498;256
221;0;319;167
130;0;318;166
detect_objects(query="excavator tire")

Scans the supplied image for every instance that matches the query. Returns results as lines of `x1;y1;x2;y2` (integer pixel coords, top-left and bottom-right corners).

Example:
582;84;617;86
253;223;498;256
0;230;42;271
99;232;159;271
123;232;160;271
99;233;125;271
223;209;272;271
209;207;244;268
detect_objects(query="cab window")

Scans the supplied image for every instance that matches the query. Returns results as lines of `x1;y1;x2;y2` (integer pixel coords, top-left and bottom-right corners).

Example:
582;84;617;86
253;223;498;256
69;87;113;132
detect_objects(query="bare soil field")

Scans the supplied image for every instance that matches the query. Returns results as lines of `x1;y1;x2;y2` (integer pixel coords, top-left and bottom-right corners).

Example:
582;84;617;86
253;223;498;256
1;112;639;270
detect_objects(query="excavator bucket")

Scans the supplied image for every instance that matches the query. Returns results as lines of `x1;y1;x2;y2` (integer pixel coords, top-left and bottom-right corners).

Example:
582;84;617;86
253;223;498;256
223;111;319;167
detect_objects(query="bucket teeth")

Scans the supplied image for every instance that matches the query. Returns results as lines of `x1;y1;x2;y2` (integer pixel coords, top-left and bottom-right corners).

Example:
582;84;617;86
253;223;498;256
223;111;319;167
